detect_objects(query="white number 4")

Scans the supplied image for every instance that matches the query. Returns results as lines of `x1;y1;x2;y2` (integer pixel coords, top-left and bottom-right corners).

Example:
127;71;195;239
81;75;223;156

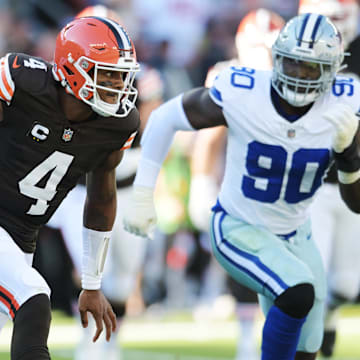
24;58;47;71
18;151;74;215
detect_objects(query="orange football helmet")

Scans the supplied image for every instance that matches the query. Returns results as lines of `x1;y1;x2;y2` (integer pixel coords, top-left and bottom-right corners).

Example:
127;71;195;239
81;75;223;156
53;16;139;118
299;0;359;48
235;8;285;70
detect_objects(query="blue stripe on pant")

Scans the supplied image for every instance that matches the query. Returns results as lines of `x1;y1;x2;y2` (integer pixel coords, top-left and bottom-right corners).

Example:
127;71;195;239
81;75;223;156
210;210;289;298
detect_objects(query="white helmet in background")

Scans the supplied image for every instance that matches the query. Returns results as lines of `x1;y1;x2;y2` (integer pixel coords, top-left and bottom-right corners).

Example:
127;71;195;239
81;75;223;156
272;13;345;107
235;8;285;70
299;0;359;49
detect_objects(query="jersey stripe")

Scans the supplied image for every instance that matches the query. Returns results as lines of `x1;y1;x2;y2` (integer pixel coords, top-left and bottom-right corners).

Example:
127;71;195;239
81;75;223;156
0;285;19;319
298;14;322;49
211;211;289;297
309;15;324;48
91;16;132;51
0;54;15;102
120;131;137;150
297;13;310;47
209;86;223;107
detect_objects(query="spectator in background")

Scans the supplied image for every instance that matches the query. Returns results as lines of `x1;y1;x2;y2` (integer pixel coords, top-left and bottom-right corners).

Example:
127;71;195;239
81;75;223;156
132;0;215;67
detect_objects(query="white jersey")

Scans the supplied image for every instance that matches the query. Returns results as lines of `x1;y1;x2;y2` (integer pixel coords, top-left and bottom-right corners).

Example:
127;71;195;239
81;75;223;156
209;67;360;234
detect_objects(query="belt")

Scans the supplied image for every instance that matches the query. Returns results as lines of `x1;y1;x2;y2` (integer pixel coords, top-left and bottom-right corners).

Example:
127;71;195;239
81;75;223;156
277;230;297;241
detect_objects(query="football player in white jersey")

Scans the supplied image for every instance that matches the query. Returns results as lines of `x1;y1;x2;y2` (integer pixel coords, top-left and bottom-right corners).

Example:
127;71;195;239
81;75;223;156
189;9;285;360
123;13;360;360
298;0;360;357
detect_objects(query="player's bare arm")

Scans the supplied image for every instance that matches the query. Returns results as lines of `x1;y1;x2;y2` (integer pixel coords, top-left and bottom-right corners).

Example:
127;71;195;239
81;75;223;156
79;149;124;342
182;87;227;129
84;149;124;230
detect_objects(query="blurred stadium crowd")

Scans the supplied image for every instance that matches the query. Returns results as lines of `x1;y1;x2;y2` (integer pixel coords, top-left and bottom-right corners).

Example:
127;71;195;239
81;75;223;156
1;0;360;359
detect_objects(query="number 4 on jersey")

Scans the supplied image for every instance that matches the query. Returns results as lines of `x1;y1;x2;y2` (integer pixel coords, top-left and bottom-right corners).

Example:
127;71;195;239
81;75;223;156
24;58;47;71
18;151;74;215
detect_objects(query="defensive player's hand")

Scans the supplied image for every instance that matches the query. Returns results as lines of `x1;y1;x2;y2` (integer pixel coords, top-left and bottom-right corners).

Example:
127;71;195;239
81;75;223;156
123;185;157;238
188;174;218;232
78;289;116;342
323;103;359;153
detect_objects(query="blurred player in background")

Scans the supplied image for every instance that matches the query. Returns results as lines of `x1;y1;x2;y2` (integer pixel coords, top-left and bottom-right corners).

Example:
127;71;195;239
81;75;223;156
189;9;285;360
46;5;164;360
298;0;360;357
124;12;360;360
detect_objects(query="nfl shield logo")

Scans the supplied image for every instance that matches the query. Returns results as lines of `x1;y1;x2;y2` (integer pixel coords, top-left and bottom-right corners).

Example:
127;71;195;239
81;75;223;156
62;128;74;142
287;129;296;138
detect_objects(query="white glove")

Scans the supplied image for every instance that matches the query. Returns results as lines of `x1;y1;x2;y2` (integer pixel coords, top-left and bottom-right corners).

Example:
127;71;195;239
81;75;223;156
323;103;359;153
188;174;218;232
123;185;157;238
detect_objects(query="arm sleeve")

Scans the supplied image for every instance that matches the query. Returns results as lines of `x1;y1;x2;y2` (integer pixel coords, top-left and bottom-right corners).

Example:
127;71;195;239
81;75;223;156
134;94;194;188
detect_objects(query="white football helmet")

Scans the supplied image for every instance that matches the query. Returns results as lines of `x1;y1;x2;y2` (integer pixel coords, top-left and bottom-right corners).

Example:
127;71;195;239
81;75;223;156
272;13;345;107
299;0;359;49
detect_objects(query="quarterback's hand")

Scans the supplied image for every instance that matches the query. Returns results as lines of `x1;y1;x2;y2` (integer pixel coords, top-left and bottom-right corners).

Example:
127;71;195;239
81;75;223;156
78;289;116;342
323;103;359;153
123;185;157;238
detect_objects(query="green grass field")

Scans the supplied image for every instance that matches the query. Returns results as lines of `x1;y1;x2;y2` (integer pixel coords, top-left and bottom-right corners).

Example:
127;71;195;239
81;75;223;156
0;306;359;359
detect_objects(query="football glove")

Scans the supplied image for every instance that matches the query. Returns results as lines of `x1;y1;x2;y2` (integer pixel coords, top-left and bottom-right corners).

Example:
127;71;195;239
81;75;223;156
323;103;359;153
188;174;218;232
123;185;156;238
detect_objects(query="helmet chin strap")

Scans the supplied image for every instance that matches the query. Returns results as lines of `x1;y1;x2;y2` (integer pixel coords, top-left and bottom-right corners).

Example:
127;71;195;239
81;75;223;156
91;93;120;117
282;87;318;107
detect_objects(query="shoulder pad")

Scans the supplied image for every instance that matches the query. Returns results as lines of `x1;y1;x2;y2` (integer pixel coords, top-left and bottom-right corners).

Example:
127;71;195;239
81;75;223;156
7;53;51;96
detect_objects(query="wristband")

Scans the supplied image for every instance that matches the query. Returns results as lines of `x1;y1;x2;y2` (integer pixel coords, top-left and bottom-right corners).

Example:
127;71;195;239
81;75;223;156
81;227;111;290
333;137;360;172
338;169;360;184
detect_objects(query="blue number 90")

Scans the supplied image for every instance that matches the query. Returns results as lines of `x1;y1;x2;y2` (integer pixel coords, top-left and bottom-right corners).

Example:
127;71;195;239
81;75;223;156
242;141;330;204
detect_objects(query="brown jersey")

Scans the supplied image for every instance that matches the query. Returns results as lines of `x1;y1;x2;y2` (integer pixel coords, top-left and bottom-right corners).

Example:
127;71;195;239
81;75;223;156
0;53;140;253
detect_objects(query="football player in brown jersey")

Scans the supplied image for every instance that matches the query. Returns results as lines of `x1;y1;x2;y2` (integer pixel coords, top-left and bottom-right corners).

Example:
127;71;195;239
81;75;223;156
0;16;140;360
